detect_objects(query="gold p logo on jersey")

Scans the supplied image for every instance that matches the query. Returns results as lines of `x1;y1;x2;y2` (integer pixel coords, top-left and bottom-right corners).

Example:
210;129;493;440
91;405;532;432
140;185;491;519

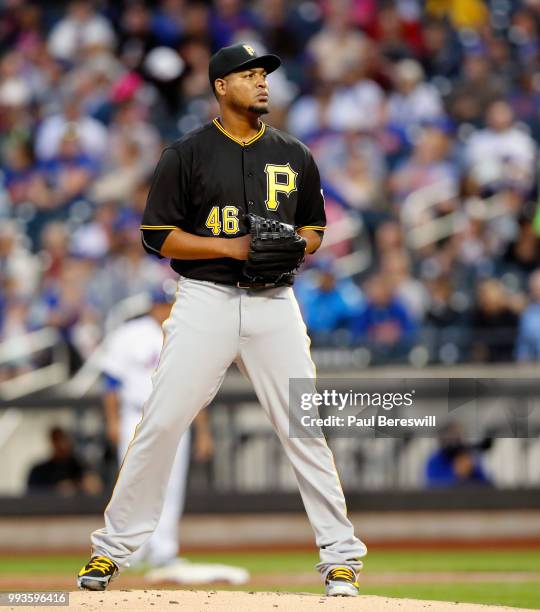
243;45;255;56
264;163;298;211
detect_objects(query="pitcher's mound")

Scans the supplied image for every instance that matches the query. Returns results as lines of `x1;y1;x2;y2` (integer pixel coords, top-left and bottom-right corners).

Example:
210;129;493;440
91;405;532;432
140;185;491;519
28;590;536;612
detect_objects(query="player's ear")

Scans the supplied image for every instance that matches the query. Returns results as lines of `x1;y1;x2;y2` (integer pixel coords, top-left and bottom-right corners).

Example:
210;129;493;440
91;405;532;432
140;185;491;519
214;78;226;98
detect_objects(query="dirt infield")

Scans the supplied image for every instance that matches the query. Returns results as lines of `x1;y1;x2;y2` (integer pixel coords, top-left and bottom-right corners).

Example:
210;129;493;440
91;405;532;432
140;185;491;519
6;590;538;612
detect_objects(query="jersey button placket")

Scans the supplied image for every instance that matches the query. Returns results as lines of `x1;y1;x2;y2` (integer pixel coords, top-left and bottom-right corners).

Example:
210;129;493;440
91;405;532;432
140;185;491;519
243;148;255;209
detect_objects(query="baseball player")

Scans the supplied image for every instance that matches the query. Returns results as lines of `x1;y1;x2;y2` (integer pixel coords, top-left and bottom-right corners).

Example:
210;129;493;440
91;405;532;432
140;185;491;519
78;43;367;597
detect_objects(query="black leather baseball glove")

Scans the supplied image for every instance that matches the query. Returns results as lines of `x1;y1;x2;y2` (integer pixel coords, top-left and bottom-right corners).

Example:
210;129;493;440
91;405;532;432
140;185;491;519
242;214;306;286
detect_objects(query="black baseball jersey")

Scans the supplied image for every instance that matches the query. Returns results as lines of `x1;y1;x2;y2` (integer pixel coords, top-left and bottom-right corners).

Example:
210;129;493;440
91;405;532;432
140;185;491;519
140;118;326;285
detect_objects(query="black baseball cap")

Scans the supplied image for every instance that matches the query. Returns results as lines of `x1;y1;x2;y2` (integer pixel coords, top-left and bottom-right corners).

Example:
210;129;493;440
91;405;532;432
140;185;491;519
209;43;281;87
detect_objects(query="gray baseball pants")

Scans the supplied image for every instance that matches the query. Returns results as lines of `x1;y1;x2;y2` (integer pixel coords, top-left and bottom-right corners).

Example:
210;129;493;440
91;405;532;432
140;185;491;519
91;278;367;575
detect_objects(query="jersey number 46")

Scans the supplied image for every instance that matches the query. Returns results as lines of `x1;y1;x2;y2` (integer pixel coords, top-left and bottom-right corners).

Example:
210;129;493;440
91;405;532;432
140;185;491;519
205;205;240;235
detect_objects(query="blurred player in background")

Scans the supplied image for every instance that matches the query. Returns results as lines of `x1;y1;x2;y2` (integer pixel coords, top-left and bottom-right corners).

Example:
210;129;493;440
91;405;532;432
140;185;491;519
101;289;248;584
27;426;103;496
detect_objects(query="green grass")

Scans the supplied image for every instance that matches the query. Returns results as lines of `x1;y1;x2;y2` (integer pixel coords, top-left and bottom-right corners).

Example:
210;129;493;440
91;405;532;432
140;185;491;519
1;550;539;609
5;549;540;575
182;549;540;574
0;555;89;575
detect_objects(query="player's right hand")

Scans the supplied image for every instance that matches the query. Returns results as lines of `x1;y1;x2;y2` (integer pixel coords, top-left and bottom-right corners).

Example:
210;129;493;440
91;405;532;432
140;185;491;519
223;235;251;260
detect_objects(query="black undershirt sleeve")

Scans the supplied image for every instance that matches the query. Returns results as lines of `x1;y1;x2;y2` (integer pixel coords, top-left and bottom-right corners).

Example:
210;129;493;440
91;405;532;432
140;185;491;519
141;229;172;258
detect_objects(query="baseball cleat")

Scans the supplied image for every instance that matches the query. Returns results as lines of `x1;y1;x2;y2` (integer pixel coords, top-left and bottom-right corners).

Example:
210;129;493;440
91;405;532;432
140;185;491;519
77;555;118;591
325;566;359;597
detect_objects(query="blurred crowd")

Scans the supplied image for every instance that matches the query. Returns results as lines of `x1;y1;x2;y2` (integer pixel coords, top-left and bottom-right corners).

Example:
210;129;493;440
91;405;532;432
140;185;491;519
2;0;540;372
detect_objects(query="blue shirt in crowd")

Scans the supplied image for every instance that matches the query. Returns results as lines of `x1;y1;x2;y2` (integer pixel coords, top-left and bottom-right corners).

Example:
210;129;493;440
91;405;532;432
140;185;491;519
351;299;416;345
